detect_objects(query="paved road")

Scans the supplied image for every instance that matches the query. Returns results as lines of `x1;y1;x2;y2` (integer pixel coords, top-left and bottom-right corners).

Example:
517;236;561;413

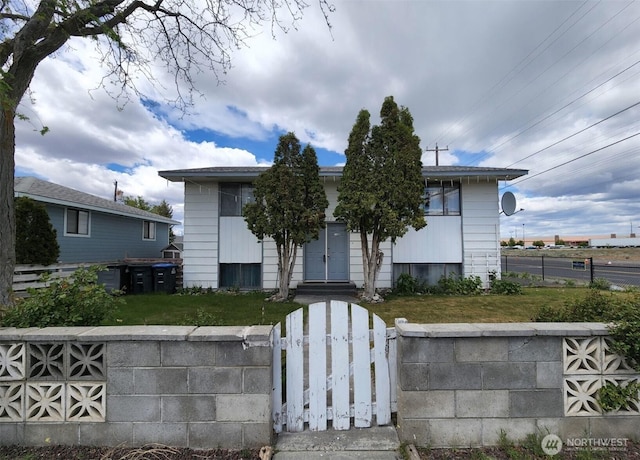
501;255;640;287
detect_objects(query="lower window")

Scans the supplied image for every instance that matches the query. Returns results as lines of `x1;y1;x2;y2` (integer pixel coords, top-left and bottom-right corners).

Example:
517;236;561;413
219;263;261;289
393;263;462;286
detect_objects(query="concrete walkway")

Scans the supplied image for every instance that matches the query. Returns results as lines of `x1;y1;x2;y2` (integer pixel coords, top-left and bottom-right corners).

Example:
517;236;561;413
274;426;402;459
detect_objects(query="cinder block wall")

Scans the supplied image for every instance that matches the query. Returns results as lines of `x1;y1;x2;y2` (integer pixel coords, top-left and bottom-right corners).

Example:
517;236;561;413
0;325;273;449
396;322;640;448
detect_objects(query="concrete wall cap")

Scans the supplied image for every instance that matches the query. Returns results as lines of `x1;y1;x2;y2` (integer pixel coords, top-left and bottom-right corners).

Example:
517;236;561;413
396;322;611;337
78;325;196;341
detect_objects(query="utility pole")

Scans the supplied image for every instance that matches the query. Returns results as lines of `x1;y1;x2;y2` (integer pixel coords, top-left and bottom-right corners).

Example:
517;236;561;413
426;143;449;166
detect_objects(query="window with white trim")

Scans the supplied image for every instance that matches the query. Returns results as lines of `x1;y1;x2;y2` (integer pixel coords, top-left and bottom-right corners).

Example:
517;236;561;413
423;183;460;216
220;183;254;216
143;221;156;240
65;208;90;236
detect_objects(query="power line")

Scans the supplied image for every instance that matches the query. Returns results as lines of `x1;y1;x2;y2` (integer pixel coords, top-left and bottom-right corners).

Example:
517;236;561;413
504;131;640;189
505;99;640;168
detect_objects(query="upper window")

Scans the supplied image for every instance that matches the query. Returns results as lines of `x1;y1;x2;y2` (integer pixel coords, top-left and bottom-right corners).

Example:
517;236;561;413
143;221;156;240
220;183;254;216
65;208;90;236
423;183;460;216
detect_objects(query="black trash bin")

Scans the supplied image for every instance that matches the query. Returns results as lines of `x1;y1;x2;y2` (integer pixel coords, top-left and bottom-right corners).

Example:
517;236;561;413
97;264;130;293
152;263;178;294
130;265;153;294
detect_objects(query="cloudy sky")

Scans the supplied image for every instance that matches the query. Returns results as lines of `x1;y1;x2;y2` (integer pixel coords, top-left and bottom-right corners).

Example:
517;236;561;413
14;0;640;240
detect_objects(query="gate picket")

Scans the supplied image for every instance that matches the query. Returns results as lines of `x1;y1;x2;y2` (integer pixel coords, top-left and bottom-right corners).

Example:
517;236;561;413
285;308;304;432
272;300;394;433
331;301;351;430
351;304;372;427
308;303;327;431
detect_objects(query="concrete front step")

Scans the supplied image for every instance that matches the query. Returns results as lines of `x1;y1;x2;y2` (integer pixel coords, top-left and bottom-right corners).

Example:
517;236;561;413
273;426;402;460
295;282;358;297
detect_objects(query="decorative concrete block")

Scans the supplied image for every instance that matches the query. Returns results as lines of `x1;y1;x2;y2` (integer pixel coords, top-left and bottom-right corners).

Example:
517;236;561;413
216;394;270;422
510;389;563;418
162;395;216;422
455;338;508;362
188;367;242;394
536;362;563;389
243;367;272;394
482;362;536;389
133;368;188;394
189;421;243;449
26;382;65;421
564;376;602;416
427;419;482;447
429;363;482;390
215;342;271;367
107;342;160;367
602;338;637;375
456;390;509;418
564;337;601;374
0;342;25;380
509;337;561;362
397;390;455;418
106;395;160;422
399;363;429;391
400;337;454;363
0;382;24;421
133;422;188;446
68;343;105;380
67;383;106;422
28;343;65;380
161;342;217;367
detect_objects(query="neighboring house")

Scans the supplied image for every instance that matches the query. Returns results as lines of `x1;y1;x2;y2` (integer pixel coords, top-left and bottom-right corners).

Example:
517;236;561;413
159;166;528;290
15;176;180;263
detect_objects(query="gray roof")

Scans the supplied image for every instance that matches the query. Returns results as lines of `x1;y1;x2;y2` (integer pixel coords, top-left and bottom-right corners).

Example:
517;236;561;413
15;177;179;225
159;165;528;182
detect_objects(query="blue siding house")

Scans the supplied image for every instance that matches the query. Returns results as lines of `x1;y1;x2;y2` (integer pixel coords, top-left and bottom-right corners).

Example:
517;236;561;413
15;177;179;263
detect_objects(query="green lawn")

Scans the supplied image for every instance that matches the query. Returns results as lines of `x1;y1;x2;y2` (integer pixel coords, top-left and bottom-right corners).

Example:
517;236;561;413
106;287;596;327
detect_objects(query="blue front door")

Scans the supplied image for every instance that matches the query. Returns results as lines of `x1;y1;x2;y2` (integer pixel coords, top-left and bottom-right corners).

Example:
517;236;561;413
304;223;349;281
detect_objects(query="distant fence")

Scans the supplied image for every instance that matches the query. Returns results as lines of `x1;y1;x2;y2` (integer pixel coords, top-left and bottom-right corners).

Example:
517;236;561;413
501;255;640;289
12;263;87;295
13;260;183;296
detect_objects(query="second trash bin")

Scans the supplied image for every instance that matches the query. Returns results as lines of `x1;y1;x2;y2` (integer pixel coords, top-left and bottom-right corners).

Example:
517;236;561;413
130;265;153;294
152;263;178;293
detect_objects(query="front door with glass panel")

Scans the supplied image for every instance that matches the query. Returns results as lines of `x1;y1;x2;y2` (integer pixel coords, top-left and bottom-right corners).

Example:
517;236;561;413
304;223;349;281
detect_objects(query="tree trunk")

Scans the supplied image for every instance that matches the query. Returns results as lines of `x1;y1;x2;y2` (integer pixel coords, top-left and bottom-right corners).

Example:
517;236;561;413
361;231;383;300
276;240;297;301
0;107;16;306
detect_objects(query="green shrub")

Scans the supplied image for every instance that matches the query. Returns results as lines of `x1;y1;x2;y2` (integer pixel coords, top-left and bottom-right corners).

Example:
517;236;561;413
490;278;523;295
533;290;630;322
394;273;419;295
431;274;482;295
589;277;611;291
0;266;122;328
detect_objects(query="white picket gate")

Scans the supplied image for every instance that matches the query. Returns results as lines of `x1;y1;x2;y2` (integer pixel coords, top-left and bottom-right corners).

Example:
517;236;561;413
272;300;397;433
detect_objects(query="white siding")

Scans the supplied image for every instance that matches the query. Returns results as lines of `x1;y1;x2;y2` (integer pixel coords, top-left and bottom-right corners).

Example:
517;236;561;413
183;181;218;288
262;238;304;290
393;217;462;263
461;181;500;287
219;217;262;263
324;180;339;220
348;233;392;289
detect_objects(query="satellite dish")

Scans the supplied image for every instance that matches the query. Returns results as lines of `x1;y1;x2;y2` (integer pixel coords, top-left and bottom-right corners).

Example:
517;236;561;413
501;192;517;216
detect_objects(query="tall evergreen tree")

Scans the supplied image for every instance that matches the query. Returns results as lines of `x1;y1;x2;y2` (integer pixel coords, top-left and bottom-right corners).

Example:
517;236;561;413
15;197;60;265
244;133;328;301
335;96;426;300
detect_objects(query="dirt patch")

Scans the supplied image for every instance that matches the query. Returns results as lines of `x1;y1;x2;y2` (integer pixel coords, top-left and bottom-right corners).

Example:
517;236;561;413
0;445;263;460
